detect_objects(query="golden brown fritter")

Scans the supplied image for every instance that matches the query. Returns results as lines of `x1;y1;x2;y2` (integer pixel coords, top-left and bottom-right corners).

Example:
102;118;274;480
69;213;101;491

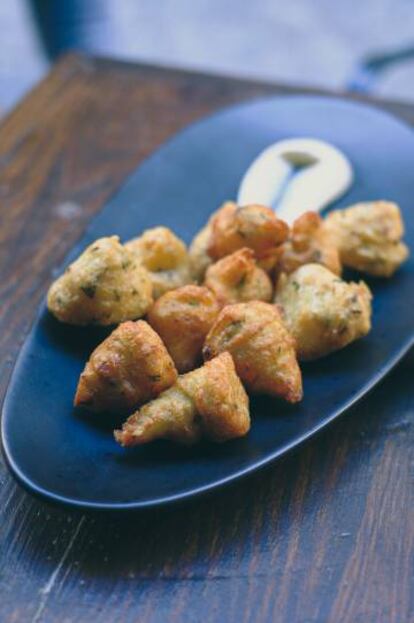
189;223;214;282
278;211;341;276
147;285;220;373
47;236;153;326
203;301;302;403
125;226;192;298
114;352;250;446
188;202;289;279
325;201;409;277
275;264;372;361
204;248;273;307
74;320;177;414
208;202;289;271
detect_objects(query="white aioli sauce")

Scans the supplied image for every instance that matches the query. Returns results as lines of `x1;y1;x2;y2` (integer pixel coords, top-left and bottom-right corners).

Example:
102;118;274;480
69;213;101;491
237;138;353;224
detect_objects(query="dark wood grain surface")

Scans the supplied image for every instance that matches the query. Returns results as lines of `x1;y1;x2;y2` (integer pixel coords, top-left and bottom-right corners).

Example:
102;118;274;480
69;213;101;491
0;54;413;623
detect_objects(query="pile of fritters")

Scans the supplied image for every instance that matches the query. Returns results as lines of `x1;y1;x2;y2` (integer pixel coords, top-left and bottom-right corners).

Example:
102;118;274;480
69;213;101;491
47;200;409;447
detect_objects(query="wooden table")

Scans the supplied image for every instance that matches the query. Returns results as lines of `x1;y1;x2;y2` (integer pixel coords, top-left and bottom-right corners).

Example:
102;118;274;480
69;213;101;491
1;54;413;623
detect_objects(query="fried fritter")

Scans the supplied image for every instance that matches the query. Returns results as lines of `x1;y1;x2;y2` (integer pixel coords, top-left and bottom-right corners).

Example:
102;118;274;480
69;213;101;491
203;301;302;403
189;202;289;279
147;285;220;373
74;320;177;414
325;201;409;277
204;248;273;307
275;264;372;361
208;202;289;271
189;223;214;282
125;226;192;298
278;211;341;276
114;352;250;446
47;236;153;325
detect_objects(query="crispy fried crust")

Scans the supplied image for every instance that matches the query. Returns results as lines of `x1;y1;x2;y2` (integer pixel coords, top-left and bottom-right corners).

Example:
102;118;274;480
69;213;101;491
275;264;372;361
47;236;153;325
74;320;177;414
278;211;341;276
204;248;273;307
207;202;289;271
189;223;214;282
126;226;192;298
147;285;220;373
325;201;409;277
114;352;250;446
203;301;303;403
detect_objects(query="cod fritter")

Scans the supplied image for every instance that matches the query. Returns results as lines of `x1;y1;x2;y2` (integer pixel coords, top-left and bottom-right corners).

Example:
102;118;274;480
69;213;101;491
278;211;341;276
275;264;372;361
204;248;273;307
148;285;220;373
189;223;214;282
126;226;192;298
203;301;302;403
208;201;289;271
114;352;250;446
74;320;177;414
189;201;289;279
47;236;153;325
325;201;409;277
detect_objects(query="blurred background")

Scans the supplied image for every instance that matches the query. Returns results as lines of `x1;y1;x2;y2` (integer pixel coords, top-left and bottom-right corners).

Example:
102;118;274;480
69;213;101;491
1;0;414;113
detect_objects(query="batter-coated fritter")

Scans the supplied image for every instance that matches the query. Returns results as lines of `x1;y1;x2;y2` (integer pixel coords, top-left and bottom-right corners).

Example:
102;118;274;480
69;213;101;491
208;202;289;271
114;352;250;446
325;201;409;277
74;320;178;414
204;248;273;307
147;285;220;373
125;227;192;298
278;211;341;276
203;301;302;403
47;236;153;325
275;264;372;361
189;223;214;282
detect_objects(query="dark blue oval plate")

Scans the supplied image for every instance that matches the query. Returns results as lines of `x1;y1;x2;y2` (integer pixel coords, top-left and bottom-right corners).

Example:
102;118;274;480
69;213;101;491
2;96;414;511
